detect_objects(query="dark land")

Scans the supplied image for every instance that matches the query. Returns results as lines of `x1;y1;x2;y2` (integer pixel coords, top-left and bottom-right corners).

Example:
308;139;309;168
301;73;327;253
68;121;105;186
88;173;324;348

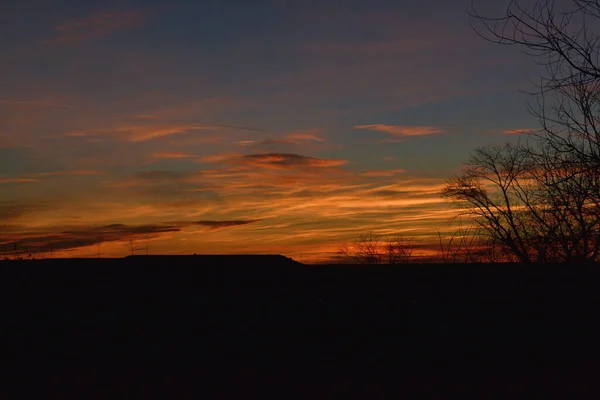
2;255;600;368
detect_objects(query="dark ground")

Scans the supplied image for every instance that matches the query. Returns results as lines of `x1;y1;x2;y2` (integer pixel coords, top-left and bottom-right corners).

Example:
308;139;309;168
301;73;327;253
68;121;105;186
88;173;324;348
2;255;600;375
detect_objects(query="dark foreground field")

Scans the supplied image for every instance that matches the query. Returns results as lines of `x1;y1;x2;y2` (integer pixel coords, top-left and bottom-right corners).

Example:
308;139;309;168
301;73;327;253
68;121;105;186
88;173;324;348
2;255;600;369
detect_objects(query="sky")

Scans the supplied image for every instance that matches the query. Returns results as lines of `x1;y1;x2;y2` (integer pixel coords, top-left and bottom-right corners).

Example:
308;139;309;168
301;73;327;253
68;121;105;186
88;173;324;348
0;0;545;262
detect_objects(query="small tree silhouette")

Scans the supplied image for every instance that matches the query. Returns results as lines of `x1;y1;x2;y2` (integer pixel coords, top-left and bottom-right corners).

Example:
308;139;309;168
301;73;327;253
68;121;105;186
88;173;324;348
353;233;382;264
337;233;415;264
386;236;414;264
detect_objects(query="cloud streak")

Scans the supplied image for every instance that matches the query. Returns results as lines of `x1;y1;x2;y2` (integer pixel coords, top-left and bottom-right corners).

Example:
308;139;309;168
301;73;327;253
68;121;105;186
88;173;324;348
194;220;259;230
355;125;444;137
237;153;347;169
361;169;406;177
502;128;534;135
0;222;180;255
235;129;324;147
0;178;38;184
65;123;262;142
152;152;197;159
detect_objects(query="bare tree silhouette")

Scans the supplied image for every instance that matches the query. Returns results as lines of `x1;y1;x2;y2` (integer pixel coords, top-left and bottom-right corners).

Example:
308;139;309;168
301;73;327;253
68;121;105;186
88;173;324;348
337;233;415;264
386;236;415;264
443;1;600;263
353;233;382;264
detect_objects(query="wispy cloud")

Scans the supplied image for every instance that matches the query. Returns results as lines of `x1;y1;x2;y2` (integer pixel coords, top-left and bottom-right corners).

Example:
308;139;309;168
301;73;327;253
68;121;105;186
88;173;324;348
65;123;263;142
0;171;104;185
235;129;324;147
285;129;324;142
46;9;150;44
237;153;347;169
0;203;47;219
135;170;188;181
236;139;298;146
32;170;104;178
199;152;243;163
0;222;180;255
355;125;444;137
194;220;259;230
361;169;406;177
152;152;197;159
0;178;38;184
501;128;534;135
200;152;347;169
66;125;216;142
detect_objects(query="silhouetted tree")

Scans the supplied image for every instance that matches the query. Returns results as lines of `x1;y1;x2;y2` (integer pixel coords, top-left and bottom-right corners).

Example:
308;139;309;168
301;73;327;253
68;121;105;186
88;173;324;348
437;223;502;263
353;233;382;264
443;142;600;263
386;236;415;264
337;233;416;264
336;242;353;264
471;0;600;173
448;1;600;263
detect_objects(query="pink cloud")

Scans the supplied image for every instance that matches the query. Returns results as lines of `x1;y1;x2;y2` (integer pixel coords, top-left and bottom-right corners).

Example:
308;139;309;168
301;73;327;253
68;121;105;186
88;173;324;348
47;9;149;44
355;125;444;136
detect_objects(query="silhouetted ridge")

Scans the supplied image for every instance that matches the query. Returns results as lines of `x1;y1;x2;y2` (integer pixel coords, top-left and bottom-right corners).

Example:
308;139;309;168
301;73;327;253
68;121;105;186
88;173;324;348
124;254;303;266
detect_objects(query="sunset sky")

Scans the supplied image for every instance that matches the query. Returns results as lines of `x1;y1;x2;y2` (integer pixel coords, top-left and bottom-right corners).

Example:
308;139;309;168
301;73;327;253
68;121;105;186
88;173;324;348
0;0;543;262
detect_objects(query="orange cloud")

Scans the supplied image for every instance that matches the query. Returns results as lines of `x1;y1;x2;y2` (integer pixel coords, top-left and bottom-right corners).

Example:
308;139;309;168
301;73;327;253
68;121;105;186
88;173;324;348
285;129;324;142
66;125;217;142
361;169;406;177
354;125;444;136
152;152;197;159
0;171;104;185
234;129;324;148
127;125;214;142
0;178;38;184
32;170;104;177
64;122;262;142
199;152;243;163
47;9;149;44
237;153;347;169
0;167;469;262
199;152;347;169
502;128;534;135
